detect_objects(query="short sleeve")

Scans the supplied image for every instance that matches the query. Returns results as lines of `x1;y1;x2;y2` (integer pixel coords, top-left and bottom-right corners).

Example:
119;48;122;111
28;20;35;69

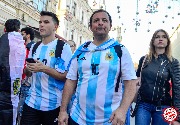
121;46;137;80
66;57;78;80
55;43;72;73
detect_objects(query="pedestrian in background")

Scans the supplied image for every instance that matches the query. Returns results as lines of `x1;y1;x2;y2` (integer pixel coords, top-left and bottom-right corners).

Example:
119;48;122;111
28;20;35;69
67;40;76;53
16;27;35;124
0;19;26;125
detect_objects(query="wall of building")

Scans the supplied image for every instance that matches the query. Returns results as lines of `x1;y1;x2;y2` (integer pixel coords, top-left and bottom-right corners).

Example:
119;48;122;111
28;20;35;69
0;0;58;40
57;0;93;47
171;24;180;62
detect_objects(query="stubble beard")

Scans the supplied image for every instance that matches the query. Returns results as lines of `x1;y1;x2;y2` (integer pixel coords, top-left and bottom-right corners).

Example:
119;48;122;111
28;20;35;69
94;33;108;42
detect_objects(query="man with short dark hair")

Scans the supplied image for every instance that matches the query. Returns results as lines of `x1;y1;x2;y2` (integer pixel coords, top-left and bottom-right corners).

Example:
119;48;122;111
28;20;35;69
21;27;35;49
58;9;137;125
0;19;26;125
20;11;72;125
21;27;35;79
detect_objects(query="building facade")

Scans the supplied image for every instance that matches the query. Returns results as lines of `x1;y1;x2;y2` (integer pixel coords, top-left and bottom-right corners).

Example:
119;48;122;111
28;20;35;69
57;0;93;47
171;24;180;62
0;0;58;40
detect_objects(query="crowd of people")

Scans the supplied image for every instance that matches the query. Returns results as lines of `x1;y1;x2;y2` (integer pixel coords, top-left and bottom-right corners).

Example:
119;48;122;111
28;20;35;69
0;9;180;125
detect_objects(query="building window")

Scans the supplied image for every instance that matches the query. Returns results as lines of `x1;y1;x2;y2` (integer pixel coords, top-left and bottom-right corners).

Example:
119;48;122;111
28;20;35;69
33;0;47;12
73;2;76;17
80;36;82;45
81;11;84;22
71;30;74;40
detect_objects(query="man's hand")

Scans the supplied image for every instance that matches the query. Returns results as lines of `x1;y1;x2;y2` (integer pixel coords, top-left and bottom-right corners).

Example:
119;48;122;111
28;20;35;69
109;107;126;125
26;59;47;73
58;111;69;125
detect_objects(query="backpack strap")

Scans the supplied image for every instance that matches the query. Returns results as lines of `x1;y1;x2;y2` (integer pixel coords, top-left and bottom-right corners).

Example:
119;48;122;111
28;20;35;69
114;44;123;92
32;41;41;57
31;40;65;58
26;41;35;51
55;40;65;58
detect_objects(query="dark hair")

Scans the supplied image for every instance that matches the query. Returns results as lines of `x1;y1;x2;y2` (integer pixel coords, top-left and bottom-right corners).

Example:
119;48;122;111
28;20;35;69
40;11;59;26
89;9;112;27
21;27;35;40
5;19;20;32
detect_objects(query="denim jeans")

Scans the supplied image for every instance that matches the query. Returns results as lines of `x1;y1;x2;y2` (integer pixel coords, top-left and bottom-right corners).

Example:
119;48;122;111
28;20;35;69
135;101;170;125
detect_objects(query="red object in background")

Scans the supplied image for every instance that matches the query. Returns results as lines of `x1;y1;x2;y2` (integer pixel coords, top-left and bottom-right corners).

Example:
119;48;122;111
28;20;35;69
22;44;29;80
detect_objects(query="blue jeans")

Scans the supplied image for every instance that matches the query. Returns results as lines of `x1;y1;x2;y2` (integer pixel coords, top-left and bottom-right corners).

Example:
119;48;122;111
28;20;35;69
135;101;170;125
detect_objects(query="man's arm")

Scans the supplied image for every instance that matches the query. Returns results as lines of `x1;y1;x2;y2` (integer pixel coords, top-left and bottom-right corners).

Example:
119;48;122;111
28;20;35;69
26;60;67;81
42;65;67;82
58;79;77;125
60;79;77;111
109;80;136;125
24;67;32;77
119;80;136;111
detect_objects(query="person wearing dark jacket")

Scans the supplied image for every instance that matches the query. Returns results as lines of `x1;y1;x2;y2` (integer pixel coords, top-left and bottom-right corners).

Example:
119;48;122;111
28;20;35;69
0;19;26;125
135;29;180;125
16;27;35;124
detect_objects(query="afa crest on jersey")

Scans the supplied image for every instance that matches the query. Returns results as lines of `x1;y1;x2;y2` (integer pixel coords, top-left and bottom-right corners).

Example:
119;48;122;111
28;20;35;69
49;49;55;57
105;52;113;61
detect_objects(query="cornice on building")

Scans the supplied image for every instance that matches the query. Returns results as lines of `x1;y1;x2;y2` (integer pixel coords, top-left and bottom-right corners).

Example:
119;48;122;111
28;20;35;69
1;0;57;21
18;2;40;22
0;0;17;17
2;0;18;9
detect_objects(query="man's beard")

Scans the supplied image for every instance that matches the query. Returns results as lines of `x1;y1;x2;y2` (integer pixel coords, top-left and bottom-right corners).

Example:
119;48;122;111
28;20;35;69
94;33;107;41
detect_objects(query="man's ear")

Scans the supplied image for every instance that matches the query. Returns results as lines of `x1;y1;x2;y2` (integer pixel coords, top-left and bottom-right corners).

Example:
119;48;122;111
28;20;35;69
110;24;112;31
27;34;30;38
54;24;58;31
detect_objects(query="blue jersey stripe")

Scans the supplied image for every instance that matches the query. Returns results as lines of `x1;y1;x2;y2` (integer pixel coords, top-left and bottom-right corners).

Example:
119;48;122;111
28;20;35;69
86;51;101;124
104;48;118;123
72;52;86;122
34;46;48;109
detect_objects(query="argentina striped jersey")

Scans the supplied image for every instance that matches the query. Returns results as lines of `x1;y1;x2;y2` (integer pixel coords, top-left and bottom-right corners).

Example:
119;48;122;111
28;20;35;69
25;39;72;111
67;39;137;125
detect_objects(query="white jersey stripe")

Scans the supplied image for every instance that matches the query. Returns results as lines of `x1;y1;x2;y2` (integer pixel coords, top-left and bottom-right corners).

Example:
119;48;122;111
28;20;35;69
85;51;101;124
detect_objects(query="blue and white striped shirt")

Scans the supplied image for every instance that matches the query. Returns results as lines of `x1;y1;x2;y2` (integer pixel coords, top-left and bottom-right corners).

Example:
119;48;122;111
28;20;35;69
67;39;136;125
25;39;72;111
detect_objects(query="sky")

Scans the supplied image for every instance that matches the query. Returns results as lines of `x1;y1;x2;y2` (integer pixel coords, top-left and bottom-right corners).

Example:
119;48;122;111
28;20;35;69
89;0;180;63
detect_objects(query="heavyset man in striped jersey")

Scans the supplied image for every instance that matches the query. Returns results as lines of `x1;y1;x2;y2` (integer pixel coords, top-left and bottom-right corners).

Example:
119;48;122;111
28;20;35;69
58;9;137;125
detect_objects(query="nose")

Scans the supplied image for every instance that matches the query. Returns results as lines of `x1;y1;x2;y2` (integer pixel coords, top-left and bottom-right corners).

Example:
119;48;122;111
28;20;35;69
39;22;44;28
159;37;163;40
98;20;103;26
